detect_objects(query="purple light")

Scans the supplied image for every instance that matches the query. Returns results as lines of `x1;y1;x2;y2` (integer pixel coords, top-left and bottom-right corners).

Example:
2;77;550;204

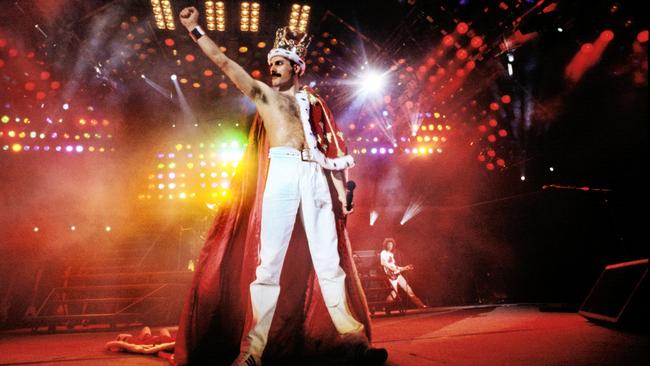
379;147;386;154
65;145;73;152
405;148;411;154
168;153;175;158
388;148;394;154
55;146;62;152
51;132;58;138
44;146;50;151
157;153;165;159
370;148;377;154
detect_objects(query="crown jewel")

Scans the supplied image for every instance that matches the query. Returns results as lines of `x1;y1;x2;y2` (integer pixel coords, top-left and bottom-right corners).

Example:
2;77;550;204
272;26;311;61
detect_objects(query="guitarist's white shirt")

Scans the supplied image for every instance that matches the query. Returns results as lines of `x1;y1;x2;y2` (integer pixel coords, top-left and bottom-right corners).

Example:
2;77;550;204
380;250;400;279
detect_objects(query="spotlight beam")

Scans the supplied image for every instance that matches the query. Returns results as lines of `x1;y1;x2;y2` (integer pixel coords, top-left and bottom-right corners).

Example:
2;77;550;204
142;75;176;103
400;195;426;225
171;76;197;123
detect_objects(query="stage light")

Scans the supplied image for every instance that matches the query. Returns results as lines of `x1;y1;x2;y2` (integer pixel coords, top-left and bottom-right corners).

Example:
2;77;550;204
358;70;386;95
520;176;526;181
240;2;260;32
549;167;554;172
289;4;310;33
11;143;22;152
33;227;39;232
105;226;111;232
171;74;177;81
370;210;379;226
62;103;69;110
70;226;76;231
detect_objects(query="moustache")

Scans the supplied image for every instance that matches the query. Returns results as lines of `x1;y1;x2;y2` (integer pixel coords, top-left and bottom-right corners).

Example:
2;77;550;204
271;72;282;77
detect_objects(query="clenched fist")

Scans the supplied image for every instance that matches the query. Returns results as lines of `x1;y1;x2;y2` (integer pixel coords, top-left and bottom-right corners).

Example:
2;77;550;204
179;7;199;30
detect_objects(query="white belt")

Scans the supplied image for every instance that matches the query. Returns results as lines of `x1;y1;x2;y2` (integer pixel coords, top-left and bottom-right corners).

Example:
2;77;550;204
268;147;314;162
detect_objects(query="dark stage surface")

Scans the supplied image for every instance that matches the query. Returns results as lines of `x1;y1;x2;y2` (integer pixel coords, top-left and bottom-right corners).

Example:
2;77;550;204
0;305;646;365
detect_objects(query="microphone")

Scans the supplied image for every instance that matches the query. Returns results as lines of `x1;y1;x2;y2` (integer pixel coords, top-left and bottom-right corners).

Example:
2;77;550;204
345;180;357;211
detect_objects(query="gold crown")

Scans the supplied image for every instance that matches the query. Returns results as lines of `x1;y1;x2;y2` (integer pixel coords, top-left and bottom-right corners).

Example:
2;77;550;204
272;26;311;61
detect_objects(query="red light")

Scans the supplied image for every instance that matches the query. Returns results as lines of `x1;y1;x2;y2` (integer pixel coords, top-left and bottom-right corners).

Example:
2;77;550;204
36;91;46;100
478;125;487;133
50;81;61;90
251;69;261;79
496;159;506;167
442;35;455;47
456;49;468;60
465;60;476;70
637;30;649;43
498;129;508;137
164;38;175;47
489;102;499;111
487;149;496;157
203;69;213;77
218;82;228;90
0;39;6;47
470;36;483;48
501;95;511;104
185;54;195;62
488;119;498;127
24;82;36;91
9;48;18;57
456;69;465;77
428;75;437;83
40;71;50;80
487;134;497;142
600;30;614;42
456;22;469;35
436;67;446;76
478;154;486;162
580;43;593;53
486;163;495;171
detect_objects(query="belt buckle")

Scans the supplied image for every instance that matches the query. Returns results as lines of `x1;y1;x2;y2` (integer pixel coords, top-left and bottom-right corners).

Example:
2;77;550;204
300;149;310;161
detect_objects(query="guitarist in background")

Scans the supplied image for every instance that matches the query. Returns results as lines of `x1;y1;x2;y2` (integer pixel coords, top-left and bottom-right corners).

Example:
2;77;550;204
380;238;427;309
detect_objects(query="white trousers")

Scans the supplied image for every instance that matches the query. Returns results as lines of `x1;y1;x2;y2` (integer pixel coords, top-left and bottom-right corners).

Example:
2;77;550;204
246;147;364;357
389;275;416;297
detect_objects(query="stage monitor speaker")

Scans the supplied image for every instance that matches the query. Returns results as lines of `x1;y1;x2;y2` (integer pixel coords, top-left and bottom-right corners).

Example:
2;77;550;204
579;258;648;329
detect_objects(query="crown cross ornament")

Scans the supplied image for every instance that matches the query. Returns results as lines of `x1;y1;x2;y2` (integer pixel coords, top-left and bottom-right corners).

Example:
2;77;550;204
267;26;312;76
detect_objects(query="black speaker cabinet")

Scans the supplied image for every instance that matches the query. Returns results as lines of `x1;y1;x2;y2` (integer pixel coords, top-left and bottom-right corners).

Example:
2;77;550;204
579;258;648;329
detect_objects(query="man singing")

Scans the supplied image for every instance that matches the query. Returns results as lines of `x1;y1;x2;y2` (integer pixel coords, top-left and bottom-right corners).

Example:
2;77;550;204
175;7;387;366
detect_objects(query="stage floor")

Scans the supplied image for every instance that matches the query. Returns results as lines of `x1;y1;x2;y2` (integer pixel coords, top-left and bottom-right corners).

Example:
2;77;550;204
0;304;646;365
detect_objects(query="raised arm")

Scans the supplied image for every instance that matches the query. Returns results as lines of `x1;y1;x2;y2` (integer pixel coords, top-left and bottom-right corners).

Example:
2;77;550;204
179;7;264;100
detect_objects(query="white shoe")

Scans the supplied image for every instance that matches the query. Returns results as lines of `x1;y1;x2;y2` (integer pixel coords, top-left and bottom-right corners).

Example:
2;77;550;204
230;352;262;366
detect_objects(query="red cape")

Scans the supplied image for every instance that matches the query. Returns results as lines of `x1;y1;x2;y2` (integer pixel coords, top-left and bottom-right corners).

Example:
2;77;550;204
174;104;371;365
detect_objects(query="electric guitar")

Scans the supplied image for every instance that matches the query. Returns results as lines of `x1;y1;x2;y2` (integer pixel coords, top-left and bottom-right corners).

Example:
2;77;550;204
383;264;414;281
